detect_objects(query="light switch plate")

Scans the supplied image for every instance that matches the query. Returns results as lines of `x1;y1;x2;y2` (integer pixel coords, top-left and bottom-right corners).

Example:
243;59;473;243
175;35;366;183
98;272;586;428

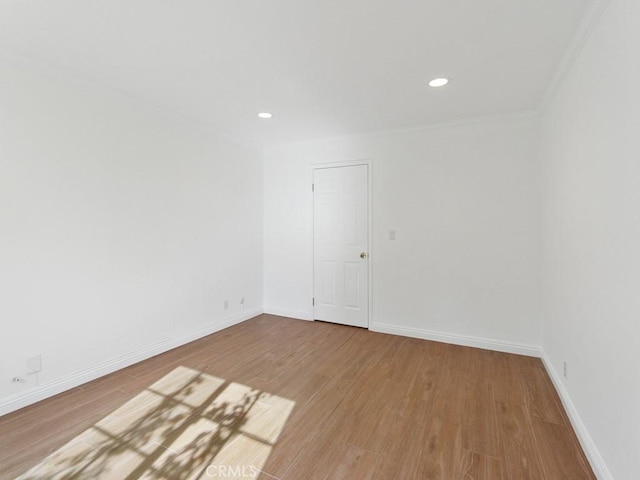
27;354;42;374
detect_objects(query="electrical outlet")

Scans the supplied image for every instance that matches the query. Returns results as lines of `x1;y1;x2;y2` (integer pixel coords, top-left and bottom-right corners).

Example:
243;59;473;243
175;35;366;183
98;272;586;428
240;297;245;305
563;361;568;378
224;299;229;310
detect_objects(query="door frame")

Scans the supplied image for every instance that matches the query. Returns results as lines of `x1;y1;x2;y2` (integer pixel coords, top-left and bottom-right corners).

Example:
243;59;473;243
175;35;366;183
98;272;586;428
310;159;373;328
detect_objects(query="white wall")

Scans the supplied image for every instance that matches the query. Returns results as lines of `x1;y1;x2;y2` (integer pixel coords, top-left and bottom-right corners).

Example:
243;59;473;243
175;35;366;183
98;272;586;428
264;116;543;352
0;60;263;410
541;0;640;478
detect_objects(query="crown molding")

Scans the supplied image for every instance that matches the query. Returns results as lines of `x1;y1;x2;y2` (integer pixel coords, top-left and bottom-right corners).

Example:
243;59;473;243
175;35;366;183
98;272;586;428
538;0;611;113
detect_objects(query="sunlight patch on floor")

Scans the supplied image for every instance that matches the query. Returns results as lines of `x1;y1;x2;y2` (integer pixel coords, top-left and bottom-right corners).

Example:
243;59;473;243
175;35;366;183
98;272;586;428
18;366;295;480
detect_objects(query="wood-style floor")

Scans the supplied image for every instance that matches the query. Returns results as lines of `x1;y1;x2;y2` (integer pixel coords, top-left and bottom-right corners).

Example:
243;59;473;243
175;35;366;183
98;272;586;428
0;314;594;479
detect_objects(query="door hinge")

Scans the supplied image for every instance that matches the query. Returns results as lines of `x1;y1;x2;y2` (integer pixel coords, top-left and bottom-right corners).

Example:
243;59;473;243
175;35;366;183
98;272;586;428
312;297;315;306
312;183;314;192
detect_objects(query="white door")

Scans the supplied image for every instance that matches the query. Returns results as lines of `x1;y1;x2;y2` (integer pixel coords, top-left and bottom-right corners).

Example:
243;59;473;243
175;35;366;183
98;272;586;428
313;165;369;328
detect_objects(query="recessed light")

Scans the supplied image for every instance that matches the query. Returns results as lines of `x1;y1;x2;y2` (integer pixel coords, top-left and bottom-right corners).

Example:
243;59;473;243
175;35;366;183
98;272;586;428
428;77;449;88
257;112;273;119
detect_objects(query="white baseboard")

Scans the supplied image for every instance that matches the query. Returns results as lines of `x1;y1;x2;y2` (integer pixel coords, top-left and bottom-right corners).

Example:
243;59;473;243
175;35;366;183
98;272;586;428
0;308;263;417
370;322;541;357
263;306;313;321
540;351;613;480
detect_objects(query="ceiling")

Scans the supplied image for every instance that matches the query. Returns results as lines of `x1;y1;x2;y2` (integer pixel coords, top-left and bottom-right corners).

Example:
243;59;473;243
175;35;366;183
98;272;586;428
0;0;594;145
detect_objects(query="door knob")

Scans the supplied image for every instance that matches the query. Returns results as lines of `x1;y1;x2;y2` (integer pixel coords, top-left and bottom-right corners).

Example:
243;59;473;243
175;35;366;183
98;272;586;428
360;252;367;259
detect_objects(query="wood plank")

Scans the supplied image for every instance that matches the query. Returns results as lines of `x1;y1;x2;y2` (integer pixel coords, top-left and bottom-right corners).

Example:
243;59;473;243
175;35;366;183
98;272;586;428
322;444;376;480
532;420;596;480
459;450;504;480
280;410;357;480
496;401;547;480
414;417;465;480
519;364;567;425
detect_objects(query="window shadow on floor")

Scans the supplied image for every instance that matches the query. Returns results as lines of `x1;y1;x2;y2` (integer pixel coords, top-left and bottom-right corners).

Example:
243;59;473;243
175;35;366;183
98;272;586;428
18;366;295;480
